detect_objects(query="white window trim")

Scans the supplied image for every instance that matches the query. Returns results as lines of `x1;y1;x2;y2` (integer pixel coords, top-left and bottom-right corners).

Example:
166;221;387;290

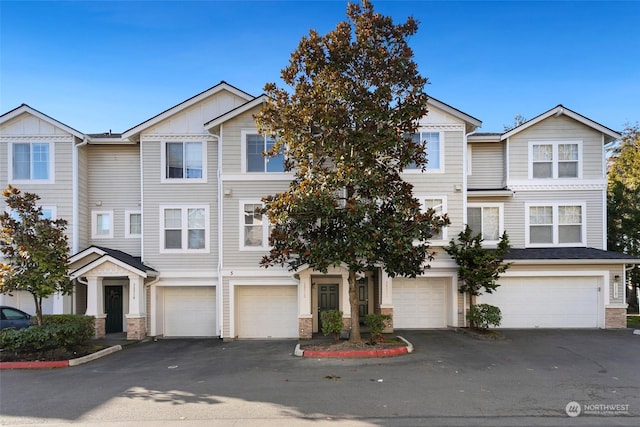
159;205;210;254
8;142;56;184
91;210;114;239
403;130;445;174
160;140;207;183
241;129;290;175
418;195;448;243
525;201;587;248
124;210;142;239
41;205;57;220
528;140;582;180
239;199;271;251
467;202;504;245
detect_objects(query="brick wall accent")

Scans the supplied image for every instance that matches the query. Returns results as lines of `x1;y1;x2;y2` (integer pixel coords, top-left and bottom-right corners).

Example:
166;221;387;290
381;307;394;333
342;316;352;331
298;317;312;340
605;308;627;329
127;317;147;340
93;317;106;339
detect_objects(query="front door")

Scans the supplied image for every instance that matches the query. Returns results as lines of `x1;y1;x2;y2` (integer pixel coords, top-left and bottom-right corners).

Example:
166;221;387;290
105;285;123;333
357;278;369;324
318;284;339;328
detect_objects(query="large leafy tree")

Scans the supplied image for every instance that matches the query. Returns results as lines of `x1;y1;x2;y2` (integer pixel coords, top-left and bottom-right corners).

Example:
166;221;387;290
0;185;72;325
607;123;640;311
255;0;448;342
445;226;511;328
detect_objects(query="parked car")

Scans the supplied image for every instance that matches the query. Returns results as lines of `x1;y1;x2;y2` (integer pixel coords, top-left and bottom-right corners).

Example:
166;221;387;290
0;306;32;330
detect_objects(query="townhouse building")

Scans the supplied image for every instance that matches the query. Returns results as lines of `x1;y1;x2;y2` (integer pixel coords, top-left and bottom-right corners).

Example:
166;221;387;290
1;81;637;340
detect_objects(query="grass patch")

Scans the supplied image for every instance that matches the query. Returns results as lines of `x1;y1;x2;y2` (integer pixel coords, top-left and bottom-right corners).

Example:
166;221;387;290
627;315;640;328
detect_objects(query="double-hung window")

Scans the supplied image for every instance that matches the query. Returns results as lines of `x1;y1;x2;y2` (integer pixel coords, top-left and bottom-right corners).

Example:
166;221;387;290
243;132;285;173
420;196;447;241
526;203;585;246
92;210;114;239
406;132;442;172
125;210;142;238
467;204;503;243
161;206;208;252
241;201;271;249
10;142;54;183
163;141;205;181
529;141;580;179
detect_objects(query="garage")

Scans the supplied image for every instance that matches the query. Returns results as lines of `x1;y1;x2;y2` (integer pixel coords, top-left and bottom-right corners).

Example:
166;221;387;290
164;286;216;337
237;285;298;338
477;276;600;328
393;278;448;328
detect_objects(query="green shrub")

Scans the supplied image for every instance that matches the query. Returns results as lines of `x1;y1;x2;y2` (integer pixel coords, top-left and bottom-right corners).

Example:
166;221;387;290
364;313;392;344
320;310;343;341
467;304;502;330
0;315;94;354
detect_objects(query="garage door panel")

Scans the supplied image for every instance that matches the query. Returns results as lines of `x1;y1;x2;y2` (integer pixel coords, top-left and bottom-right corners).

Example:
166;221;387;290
478;277;599;328
393;278;447;329
238;286;298;338
164;287;216;337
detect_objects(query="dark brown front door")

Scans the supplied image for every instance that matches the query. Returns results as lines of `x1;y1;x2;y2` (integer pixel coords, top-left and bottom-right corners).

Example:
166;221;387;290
318;284;339;328
357;278;369;323
105;285;123;333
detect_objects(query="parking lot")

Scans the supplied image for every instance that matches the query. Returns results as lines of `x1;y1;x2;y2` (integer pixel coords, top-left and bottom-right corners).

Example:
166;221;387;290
1;329;639;426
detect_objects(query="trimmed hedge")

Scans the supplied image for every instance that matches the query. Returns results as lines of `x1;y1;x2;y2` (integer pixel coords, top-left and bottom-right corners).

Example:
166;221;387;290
0;314;94;354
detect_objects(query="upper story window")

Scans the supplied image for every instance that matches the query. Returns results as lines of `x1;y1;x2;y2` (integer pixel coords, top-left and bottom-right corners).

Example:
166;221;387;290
241;201;272;250
161;206;209;253
125;210;141;238
242;131;285;173
9;142;54;183
526;202;585;247
467;203;503;243
162;141;206;182
91;210;114;239
406;132;443;172
529;141;581;179
420;196;447;241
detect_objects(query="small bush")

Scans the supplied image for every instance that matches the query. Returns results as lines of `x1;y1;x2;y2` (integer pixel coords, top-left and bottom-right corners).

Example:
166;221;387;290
320;310;343;341
467;304;502;330
0;315;94;354
364;313;391;344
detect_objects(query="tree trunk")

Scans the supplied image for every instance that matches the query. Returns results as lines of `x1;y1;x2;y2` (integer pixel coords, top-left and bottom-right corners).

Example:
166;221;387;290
33;293;43;326
348;270;361;342
467;292;474;329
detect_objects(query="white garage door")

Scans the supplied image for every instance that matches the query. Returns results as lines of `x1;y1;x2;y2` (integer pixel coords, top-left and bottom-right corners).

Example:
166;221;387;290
237;286;298;338
164;287;216;337
477;277;600;328
393;278;447;328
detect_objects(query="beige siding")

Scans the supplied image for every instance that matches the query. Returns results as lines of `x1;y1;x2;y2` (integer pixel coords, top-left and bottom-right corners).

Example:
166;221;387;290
220;110;258;175
87;144;141;255
468;143;505;189
503;190;604;248
508;115;605;181
76;144;89;251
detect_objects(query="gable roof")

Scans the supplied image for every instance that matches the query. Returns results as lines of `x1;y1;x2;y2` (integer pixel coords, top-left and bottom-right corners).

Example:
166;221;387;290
69;246;157;279
204;95;268;130
0;104;86;139
122;81;255;140
501;105;621;143
427;96;482;131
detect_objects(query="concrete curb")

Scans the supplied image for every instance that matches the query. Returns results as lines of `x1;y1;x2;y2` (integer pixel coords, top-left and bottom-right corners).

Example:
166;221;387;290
0;344;123;370
296;337;414;358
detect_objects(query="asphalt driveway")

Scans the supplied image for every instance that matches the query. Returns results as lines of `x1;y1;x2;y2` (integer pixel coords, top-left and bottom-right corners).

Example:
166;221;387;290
1;329;638;426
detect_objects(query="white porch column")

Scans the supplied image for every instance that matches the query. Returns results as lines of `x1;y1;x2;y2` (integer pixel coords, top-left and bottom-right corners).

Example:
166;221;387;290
85;275;104;316
340;271;350;317
127;275;145;316
380;269;393;307
298;271;312;316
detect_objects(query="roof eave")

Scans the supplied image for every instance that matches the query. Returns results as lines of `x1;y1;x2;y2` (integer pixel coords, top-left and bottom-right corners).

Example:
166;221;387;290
0;104;86;139
204;95;268;130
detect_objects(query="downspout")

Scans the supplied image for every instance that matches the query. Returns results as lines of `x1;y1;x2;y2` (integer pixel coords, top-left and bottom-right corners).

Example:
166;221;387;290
209;127;223;338
462;127;477;327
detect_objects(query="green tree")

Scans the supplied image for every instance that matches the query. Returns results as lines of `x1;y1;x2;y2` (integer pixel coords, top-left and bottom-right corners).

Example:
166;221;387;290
255;0;448;342
503;114;527;132
0;185;72;325
445;225;511;328
607;123;640;311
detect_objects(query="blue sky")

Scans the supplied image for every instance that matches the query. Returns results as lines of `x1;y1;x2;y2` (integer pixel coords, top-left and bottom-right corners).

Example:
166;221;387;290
1;1;638;134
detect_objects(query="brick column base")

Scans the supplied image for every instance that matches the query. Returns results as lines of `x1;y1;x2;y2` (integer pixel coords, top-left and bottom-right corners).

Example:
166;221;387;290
381;307;394;333
298;317;312;340
605;307;627;329
342;316;352;331
127;316;147;340
93;316;106;339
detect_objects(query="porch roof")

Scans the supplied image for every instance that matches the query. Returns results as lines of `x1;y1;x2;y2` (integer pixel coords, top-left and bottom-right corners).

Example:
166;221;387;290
69;246;157;279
